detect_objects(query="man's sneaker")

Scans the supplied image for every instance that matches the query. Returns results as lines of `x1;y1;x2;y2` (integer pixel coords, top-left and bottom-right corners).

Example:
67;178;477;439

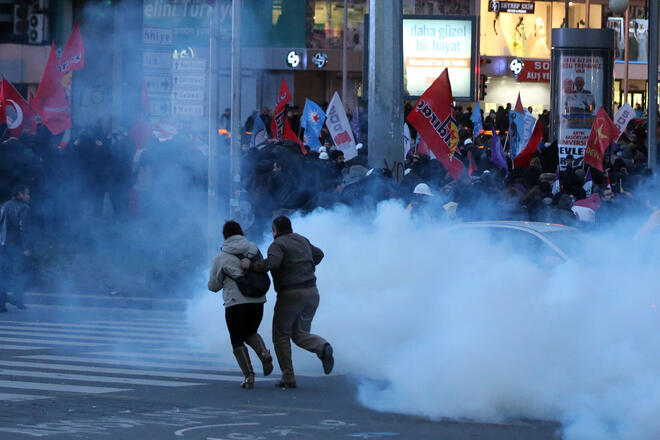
321;343;334;375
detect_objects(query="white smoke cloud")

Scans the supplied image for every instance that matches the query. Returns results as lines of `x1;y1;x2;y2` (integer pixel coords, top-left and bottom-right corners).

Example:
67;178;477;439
187;201;660;439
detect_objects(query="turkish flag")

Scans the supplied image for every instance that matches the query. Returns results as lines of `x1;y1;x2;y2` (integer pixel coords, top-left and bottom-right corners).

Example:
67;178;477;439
32;42;71;135
270;78;293;140
406;69;463;180
58;22;85;75
584;107;620;171
513;119;543;168
0;78;32;138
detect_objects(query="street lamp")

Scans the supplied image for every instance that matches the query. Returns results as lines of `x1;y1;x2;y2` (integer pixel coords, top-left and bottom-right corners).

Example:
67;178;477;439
608;0;628;15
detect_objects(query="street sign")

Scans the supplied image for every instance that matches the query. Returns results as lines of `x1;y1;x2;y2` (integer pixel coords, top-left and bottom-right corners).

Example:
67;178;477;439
173;74;206;88
172;89;205;102
488;1;535;14
144;75;172;93
172;58;207;72
143;51;172;70
150;98;171;117
143;27;172;46
172;103;205;117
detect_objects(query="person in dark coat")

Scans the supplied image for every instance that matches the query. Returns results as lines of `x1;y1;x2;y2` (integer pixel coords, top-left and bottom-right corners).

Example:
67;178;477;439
0;184;32;311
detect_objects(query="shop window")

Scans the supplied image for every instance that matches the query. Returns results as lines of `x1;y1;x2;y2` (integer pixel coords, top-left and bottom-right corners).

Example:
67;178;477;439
307;0;367;50
608;17;648;63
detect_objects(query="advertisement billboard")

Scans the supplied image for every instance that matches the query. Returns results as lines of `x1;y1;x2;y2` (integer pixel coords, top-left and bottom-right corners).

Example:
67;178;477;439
556;54;603;169
402;16;476;101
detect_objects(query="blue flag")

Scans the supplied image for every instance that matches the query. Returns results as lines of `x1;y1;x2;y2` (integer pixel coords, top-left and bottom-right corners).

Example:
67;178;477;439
250;114;266;147
490;123;508;172
471;102;483;138
508;110;536;159
300;99;326;150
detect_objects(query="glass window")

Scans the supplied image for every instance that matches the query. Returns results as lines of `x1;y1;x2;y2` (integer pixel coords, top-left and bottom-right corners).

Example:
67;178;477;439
403;0;470;15
307;1;367;50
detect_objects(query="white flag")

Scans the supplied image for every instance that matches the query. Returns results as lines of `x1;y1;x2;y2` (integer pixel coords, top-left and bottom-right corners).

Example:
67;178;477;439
613;103;635;139
326;92;357;161
403;122;412;157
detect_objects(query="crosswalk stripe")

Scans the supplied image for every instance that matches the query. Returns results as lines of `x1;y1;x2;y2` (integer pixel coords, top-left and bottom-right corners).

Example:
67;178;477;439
0;321;183;335
0;392;53;402
0;325;185;341
132;318;187;324
0;379;129;394
0;330;183;344
85;320;189;329
0;360;254;382
90;351;220;363
0;368;204;387
0;337;103;347
21;355;230;372
0;344;46;350
151;347;218;356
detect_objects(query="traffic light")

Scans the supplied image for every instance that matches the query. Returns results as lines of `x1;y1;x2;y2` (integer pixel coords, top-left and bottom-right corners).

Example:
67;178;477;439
479;75;488;100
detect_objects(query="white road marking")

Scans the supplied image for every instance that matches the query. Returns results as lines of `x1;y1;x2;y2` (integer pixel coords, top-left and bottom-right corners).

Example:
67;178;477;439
90;351;220;363
0;392;53;401
0;337;103;347
0;321;183;335
20;355;231;372
0;344;46;350
85;320;188;329
174;423;260;436
0;329;182;344
0;379;129;394
0;360;265;382
0;325;184;340
0;368;204;387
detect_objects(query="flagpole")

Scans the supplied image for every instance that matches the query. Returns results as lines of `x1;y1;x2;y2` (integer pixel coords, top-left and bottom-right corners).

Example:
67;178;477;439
207;0;221;258
229;0;242;219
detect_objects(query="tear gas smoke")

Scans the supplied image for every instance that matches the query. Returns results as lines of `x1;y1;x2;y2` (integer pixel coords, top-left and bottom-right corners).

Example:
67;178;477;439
188;201;660;440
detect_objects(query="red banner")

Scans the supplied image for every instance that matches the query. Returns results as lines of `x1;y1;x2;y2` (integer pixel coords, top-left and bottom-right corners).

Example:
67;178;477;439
406;69;463;180
518;59;551;83
584;107;620;171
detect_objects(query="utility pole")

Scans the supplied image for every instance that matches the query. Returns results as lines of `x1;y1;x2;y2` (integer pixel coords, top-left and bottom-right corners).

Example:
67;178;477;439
367;0;404;177
229;0;242;218
342;0;347;105
208;2;220;256
648;0;658;169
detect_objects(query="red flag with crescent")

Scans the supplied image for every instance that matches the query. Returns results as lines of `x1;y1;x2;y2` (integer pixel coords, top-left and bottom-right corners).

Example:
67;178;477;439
0;78;31;138
406;69;464;180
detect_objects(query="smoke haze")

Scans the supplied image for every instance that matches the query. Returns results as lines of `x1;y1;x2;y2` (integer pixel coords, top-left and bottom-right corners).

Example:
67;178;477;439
188;201;660;440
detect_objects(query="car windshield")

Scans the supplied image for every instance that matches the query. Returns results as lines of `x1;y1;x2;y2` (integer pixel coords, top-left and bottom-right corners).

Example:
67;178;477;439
542;230;585;258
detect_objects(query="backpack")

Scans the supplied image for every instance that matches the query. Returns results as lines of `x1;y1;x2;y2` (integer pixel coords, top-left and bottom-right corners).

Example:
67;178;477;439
223;251;271;298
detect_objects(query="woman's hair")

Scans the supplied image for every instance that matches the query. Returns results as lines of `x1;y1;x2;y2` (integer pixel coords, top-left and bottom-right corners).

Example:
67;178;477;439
222;220;243;239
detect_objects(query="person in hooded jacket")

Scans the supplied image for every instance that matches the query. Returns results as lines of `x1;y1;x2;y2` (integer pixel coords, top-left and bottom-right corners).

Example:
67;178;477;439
208;221;274;389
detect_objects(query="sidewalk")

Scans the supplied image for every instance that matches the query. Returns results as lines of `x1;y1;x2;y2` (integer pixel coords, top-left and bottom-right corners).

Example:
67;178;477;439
23;291;189;311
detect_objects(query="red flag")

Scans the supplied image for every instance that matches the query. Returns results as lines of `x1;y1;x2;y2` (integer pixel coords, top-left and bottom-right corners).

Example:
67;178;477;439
468;150;475;177
406;69;464;180
58;22;85;75
270;78;293;140
282;118;306;155
141;79;150;114
129;117;152;151
0;78;31;138
513;119;543;168
584;107;621;172
515;92;525;113
32;42;71;135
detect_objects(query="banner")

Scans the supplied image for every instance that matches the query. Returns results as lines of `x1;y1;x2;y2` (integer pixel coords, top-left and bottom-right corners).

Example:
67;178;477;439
326;92;357;161
508;110;536;159
32;42;71;135
556;54;603;169
58;22;85;74
613;103;635;139
271;78;293;140
300;98;325;150
406;69;463;180
584;107;620;171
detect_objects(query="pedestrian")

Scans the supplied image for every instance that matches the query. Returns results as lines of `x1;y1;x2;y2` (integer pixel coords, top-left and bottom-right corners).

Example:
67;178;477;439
242;215;333;388
208;220;274;389
0;184;32;311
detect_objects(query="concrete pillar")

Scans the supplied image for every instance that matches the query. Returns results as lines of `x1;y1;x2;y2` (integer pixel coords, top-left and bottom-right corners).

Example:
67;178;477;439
367;0;404;173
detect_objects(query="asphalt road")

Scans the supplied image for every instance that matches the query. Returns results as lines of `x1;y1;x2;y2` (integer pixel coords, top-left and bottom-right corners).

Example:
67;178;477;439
0;304;560;440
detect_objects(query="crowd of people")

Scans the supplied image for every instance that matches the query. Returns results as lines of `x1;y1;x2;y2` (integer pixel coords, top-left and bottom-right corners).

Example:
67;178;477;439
1;100;659;301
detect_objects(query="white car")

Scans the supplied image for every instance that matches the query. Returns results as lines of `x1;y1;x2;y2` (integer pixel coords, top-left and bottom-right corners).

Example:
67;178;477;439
448;221;582;264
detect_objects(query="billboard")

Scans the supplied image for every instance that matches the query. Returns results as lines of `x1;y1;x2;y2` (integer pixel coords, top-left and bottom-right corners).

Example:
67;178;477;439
556;54;603;169
402;16;476;101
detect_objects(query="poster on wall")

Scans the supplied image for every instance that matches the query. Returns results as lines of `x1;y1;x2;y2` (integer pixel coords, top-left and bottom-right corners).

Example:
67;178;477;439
402;16;476;100
557;54;603;169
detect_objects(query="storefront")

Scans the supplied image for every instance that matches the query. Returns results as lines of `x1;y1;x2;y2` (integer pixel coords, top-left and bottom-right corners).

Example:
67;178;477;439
478;0;603;110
